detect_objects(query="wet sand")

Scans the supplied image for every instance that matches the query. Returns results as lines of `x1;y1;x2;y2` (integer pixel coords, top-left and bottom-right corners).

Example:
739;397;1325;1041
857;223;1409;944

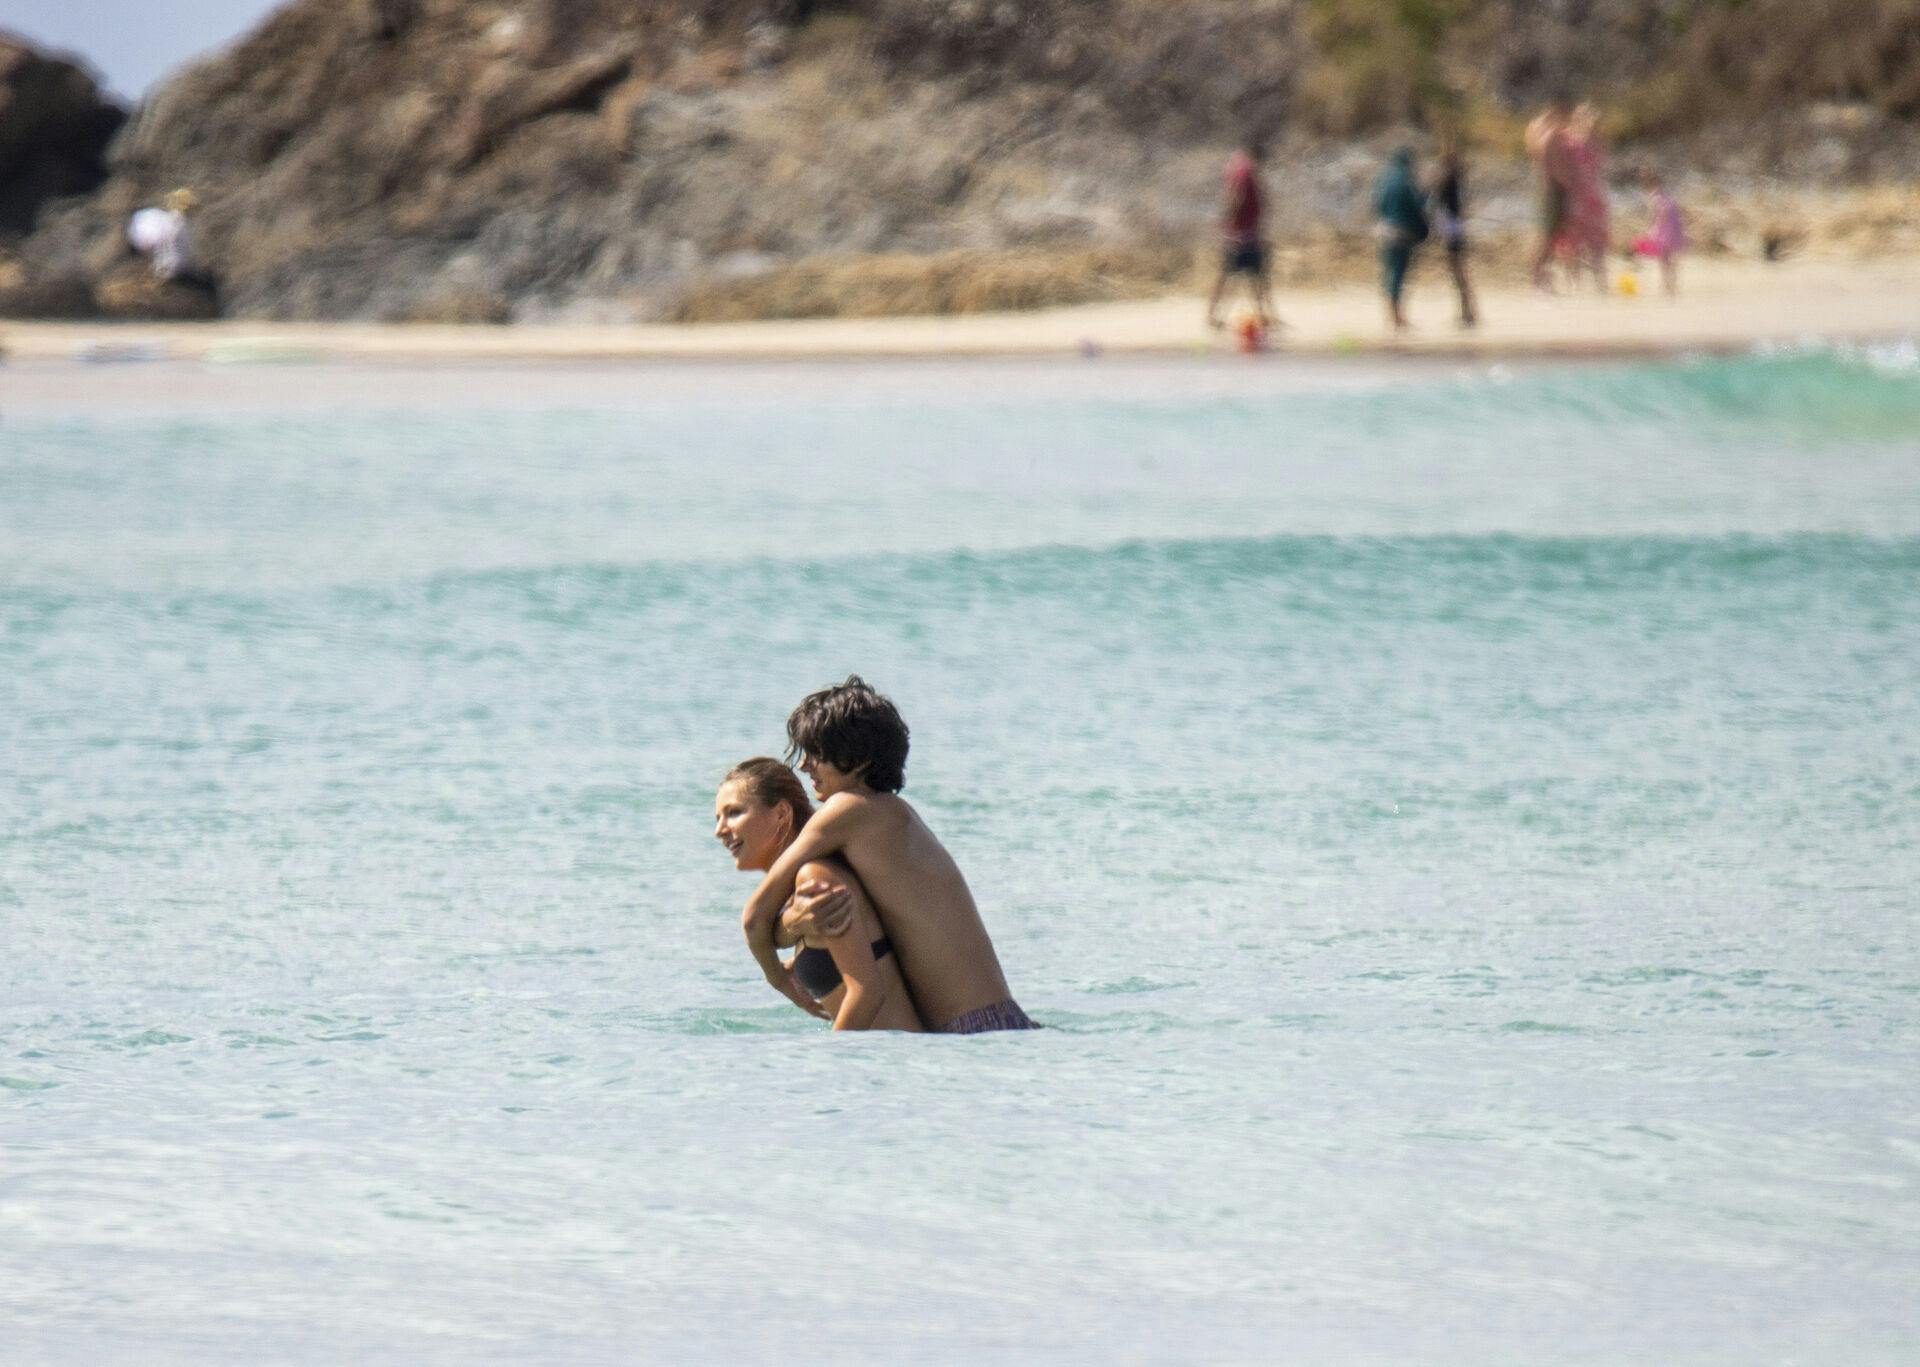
1;351;1503;418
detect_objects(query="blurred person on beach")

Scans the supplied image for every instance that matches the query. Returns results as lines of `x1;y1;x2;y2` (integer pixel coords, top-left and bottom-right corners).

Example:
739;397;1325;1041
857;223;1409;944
742;677;1037;1035
716;759;922;1033
1632;169;1688;296
127;188;208;288
1374;147;1429;333
1526;96;1576;291
1430;137;1478;328
1205;135;1276;334
1557;104;1612;293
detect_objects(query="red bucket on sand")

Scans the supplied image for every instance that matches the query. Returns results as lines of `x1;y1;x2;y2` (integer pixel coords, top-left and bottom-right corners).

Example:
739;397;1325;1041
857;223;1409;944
1235;315;1267;354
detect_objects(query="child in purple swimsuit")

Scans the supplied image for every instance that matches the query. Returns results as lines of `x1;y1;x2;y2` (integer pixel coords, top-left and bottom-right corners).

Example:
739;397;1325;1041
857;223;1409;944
1633;171;1687;296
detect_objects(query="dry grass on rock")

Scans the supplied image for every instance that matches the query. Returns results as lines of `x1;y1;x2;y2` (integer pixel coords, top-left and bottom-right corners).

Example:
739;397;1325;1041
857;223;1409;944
672;241;1199;321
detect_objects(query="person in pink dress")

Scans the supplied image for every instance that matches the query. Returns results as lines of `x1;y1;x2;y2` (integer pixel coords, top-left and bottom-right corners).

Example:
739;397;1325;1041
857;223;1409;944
1525;96;1575;291
1556;104;1611;294
1632;170;1688;296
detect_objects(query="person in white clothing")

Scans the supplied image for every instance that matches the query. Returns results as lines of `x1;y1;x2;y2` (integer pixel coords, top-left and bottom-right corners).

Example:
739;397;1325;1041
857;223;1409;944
127;188;197;282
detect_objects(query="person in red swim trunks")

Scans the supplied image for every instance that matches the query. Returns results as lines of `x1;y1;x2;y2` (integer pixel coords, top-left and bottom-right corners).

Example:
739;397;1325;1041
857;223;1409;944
1205;135;1277;334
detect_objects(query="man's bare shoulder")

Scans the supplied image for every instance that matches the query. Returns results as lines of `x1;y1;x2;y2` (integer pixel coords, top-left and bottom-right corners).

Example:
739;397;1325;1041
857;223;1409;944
821;789;911;834
817;791;875;819
821;790;906;813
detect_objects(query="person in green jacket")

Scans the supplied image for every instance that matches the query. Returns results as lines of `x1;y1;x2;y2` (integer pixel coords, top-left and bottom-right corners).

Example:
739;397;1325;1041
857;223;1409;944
1374;147;1429;333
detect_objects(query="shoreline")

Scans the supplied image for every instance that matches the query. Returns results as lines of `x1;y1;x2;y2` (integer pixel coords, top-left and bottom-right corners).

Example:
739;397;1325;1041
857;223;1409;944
3;256;1917;371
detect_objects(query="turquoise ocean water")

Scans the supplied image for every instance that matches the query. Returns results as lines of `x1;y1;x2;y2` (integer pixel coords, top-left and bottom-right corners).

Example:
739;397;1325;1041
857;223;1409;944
3;350;1918;1362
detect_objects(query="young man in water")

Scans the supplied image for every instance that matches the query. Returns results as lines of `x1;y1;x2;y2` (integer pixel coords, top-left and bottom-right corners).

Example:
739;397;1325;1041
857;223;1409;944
743;677;1037;1033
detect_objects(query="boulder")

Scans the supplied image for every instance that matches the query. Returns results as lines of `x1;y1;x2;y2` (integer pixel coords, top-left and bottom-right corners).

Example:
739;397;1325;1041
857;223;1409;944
0;33;125;238
93;263;220;320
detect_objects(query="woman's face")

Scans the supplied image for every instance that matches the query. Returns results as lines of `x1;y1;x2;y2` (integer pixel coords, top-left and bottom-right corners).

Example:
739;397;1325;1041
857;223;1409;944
714;779;791;872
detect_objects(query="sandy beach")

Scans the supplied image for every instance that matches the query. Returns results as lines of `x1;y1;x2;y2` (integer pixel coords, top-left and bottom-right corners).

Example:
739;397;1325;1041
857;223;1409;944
4;256;1917;374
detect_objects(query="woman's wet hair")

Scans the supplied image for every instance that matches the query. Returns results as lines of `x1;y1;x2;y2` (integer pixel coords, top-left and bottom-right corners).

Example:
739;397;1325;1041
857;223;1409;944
723;757;812;835
785;675;909;793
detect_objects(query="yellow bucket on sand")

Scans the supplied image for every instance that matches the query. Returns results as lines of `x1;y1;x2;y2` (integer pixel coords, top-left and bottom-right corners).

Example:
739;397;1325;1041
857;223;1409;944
1616;270;1641;297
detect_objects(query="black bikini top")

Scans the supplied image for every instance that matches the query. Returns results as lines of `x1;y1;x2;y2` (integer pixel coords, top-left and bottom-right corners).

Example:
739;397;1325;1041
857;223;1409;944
792;937;894;1001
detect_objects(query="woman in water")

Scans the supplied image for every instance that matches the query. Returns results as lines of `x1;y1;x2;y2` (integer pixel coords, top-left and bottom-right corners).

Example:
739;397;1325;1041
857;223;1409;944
713;757;922;1032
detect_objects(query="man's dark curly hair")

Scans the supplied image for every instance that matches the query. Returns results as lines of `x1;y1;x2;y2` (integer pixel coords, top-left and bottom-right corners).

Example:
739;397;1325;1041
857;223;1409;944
785;675;910;793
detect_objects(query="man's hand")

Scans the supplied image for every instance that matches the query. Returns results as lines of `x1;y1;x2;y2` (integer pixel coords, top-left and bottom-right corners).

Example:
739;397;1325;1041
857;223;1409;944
769;964;832;1021
785;878;856;941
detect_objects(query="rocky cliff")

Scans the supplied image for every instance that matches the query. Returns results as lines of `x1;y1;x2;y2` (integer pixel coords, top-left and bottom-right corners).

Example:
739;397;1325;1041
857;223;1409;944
7;0;1919;322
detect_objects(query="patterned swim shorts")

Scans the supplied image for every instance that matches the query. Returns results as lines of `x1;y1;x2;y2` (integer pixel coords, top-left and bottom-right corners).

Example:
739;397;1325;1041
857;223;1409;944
934;1000;1041;1034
